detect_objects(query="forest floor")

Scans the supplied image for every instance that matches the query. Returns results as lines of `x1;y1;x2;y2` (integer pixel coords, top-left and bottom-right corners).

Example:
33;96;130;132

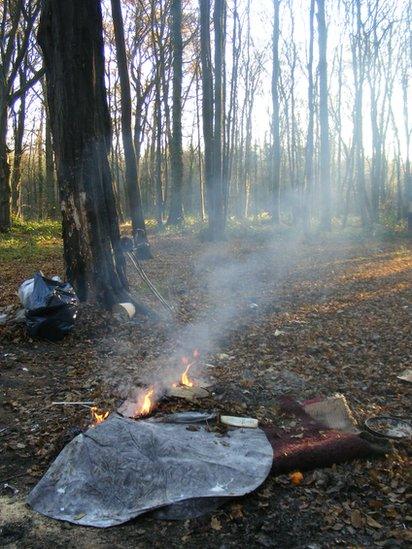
0;220;411;548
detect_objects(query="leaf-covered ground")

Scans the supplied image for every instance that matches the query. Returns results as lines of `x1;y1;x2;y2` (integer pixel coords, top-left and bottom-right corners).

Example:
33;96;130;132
0;223;411;548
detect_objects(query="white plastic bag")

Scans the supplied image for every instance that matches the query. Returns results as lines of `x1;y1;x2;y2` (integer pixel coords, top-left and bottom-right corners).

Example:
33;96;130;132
18;275;62;309
18;278;35;308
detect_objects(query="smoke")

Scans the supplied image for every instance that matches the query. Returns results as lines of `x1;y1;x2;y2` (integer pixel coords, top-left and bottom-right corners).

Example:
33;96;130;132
101;224;314;404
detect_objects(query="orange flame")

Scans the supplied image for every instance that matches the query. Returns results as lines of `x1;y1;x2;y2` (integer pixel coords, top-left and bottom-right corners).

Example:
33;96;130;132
90;406;109;425
135;387;155;417
172;351;200;388
180;362;194;387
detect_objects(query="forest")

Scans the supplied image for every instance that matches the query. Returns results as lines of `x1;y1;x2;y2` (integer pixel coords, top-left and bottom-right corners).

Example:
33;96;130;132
0;0;411;547
0;0;410;235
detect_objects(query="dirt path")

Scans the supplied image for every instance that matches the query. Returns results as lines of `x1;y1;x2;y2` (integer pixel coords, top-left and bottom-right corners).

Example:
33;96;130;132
1;229;411;547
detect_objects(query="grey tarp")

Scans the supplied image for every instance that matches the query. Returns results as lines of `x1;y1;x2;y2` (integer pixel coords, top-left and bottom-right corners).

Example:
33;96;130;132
27;413;273;527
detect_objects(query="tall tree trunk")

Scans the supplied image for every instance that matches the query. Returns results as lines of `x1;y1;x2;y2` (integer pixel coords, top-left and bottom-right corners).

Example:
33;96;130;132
226;0;240;214
199;0;215;234
37;104;44;219
0;99;11;231
211;0;226;238
352;0;369;226
271;0;281;223
11;86;26;217
155;73;164;226
38;0;133;306
195;63;206;221
336;45;343;211
167;0;184;225
317;0;331;230
44;83;57;217
111;0;151;256
402;72;411;232
303;0;315;230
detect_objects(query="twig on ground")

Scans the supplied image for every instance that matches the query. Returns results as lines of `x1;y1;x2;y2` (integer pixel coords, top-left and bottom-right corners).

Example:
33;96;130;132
0;472;28;484
51;401;94;407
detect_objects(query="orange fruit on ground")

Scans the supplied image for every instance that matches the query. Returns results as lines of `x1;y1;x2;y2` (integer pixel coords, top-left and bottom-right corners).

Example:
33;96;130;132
289;471;304;485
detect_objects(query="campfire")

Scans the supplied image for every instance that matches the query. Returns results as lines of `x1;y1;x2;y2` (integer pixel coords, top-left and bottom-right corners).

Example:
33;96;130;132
116;350;207;419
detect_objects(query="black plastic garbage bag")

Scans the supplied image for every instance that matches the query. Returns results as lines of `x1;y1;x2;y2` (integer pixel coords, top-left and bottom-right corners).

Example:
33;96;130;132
25;272;79;341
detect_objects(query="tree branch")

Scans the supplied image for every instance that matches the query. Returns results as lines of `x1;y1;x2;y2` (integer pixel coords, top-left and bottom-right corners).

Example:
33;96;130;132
8;66;45;106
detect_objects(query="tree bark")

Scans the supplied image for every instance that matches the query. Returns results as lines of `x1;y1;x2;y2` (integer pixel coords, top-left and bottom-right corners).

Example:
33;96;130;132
38;0;132;306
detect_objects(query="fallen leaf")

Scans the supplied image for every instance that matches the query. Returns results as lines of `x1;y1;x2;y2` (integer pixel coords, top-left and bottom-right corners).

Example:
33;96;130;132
230;503;244;519
366;515;383;529
350;509;364;528
211;517;222;531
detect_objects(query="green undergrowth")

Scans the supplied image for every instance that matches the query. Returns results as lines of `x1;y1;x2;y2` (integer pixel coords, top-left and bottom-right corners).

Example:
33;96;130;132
1;215;409;267
0;217;62;264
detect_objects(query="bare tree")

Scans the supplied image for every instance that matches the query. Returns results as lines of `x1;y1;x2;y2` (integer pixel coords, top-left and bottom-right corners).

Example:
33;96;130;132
317;0;331;229
212;0;227;238
38;0;146;308
0;0;43;231
271;0;281;223
168;0;184;225
350;0;370;225
111;0;151;256
200;0;226;240
303;0;315;229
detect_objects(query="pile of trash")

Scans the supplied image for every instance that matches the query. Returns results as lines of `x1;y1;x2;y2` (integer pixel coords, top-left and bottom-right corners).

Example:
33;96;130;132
26;389;389;529
17;272;78;341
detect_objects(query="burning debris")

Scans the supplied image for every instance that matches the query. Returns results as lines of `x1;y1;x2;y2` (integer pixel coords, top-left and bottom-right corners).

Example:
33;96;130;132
135;386;156;416
168;351;211;397
117;386;158;419
172;350;200;388
175;356;195;388
167;351;210;400
27;384;385;529
118;351;211;417
90;407;109;426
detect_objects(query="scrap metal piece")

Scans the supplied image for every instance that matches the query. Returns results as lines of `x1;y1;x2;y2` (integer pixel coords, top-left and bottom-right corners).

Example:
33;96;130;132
156;411;217;423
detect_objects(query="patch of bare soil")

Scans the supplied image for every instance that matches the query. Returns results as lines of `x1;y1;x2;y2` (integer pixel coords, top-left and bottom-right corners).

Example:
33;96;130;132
1;230;411;548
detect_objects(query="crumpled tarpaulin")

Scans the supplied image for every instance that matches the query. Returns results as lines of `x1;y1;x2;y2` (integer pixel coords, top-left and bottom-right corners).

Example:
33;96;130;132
27;413;273;527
